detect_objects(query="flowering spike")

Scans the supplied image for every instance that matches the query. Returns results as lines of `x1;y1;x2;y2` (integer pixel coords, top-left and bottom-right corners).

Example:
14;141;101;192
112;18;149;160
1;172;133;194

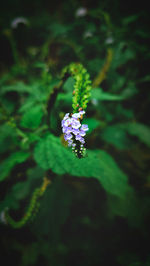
61;63;91;158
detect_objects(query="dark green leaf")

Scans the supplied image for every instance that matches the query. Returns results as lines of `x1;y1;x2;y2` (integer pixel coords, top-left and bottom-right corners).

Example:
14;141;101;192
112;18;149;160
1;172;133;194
123;123;150;147
63;77;75;92
91;88;125;101
83;118;101;133
20;105;44;129
0;151;30;182
101;124;132;149
0;82;31;95
0;123;17;154
32;177;72;242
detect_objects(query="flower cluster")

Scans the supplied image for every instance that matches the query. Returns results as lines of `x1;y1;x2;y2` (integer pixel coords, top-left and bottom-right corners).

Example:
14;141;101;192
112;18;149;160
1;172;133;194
61;110;89;158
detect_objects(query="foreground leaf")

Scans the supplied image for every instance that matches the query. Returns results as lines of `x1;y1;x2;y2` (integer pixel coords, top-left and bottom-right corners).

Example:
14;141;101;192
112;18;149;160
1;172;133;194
34;134;131;198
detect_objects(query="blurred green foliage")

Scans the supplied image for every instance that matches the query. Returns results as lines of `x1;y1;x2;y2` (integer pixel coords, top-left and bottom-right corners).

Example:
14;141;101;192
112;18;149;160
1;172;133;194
0;0;150;265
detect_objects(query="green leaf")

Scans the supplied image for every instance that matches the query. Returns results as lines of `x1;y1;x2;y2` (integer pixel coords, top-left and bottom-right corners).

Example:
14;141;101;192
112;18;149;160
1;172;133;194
116;104;134;119
0;82;32;95
104;122;150;148
0;123;17;154
121;82;138;98
87;58;104;76
0;166;45;212
18;83;48;114
91;88;125;101
27;166;45;181
139;75;150;82
101;124;132;149
83;118;101;133
124;123;150;147
56;92;72;107
20;105;44;129
0;193;20;211
108;193;150;228
63;77;75;92
49;23;71;37
0;151;30;182
122;14;139;25
107;192;142;227
11;182;31;200
111;42;135;69
19;96;36;113
101;122;150;149
32;177;72;241
34;134;131;198
11;166;45;200
111;76;126;91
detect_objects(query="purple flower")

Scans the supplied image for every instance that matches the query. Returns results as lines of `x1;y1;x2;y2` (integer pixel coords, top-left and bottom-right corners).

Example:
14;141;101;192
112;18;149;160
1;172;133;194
80;138;85;144
79;110;85;115
75;134;82;141
62;126;72;134
75;135;85;144
68;140;73;147
81;124;89;131
63;113;70;120
63;118;72;127
72;143;76;147
72;128;80;135
79;130;86;136
72;113;81;119
61;120;65;127
72;119;81;129
64;133;72;141
62;127;66;133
